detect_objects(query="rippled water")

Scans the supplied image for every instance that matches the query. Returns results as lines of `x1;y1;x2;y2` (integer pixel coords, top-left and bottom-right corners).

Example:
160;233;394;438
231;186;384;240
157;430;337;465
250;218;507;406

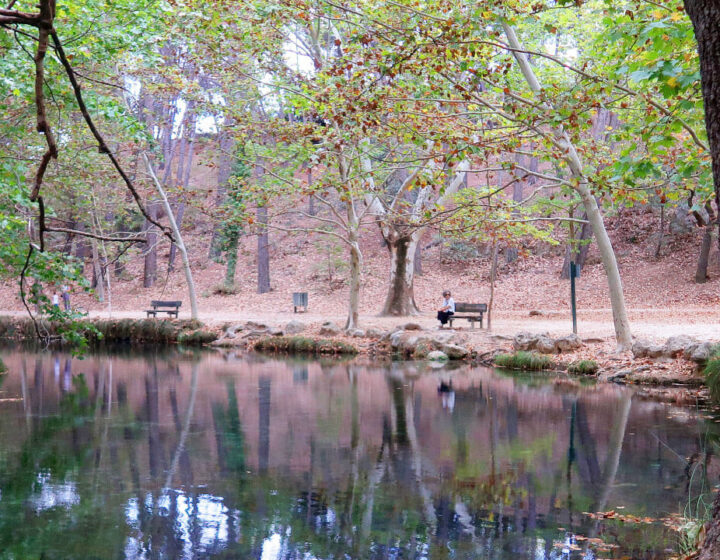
0;346;716;559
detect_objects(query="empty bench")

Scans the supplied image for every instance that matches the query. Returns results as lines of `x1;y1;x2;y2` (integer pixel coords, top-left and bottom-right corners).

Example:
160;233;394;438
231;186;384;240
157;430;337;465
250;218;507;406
448;303;487;329
146;300;182;318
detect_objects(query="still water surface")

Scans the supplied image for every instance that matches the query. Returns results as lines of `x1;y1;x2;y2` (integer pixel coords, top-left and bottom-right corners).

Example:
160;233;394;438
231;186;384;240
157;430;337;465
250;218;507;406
0;347;717;559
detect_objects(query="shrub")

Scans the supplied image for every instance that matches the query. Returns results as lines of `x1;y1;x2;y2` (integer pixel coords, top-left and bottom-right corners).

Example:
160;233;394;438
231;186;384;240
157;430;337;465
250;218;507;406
568;360;599;375
494;351;553;371
704;345;720;401
0;357;6;374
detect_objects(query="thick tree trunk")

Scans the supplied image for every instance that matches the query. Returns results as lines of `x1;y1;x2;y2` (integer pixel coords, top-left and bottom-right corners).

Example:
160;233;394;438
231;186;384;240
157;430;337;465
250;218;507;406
413;241;422;276
345;241;362;330
685;0;720;263
381;234;419;316
695;225;714;283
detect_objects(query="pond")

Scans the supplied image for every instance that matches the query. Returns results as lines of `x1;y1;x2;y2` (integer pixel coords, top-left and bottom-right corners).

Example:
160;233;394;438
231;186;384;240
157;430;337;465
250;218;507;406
0;346;717;559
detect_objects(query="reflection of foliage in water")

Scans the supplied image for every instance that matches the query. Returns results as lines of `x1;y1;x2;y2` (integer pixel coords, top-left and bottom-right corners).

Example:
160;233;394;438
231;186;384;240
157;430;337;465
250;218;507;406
0;374;130;559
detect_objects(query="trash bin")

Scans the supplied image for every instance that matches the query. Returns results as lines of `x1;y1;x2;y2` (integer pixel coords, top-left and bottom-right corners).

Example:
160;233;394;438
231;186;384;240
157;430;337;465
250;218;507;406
292;292;308;313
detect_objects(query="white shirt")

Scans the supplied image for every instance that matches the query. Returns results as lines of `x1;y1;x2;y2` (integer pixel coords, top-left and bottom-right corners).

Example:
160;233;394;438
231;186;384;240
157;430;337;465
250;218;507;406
443;297;455;313
52;294;59;305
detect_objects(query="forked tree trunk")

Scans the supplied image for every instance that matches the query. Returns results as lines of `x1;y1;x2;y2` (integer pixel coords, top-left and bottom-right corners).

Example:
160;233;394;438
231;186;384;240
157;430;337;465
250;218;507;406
381;234;419;316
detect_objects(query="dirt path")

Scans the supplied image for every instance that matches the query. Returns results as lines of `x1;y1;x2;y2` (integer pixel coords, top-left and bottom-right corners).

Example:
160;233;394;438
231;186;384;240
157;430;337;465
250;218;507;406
6;306;714;343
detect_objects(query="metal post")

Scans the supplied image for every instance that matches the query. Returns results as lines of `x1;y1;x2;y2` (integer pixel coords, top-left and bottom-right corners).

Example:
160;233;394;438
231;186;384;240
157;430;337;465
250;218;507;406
570;261;577;335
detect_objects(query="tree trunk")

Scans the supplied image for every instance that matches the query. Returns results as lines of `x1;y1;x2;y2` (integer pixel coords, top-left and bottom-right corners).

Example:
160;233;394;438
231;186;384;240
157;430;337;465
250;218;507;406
685;0;720;264
503;21;632;350
142;152;199;319
487;241;498;330
655;204;665;258
256;205;271;294
307;166;316;216
224;227;240;290
413;241;422;276
209;131;234;259
168;203;185;271
506;152;526;263
345;241;362;330
91;238;105;303
696;225;714;283
381;234;419;316
143;203;158;288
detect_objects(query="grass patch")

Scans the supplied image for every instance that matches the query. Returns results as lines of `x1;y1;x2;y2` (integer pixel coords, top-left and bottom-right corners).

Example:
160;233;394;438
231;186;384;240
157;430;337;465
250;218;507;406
704;344;720;401
494;351;553;371
255;336;358;355
0;357;6;374
178;330;218;346
567;359;599;375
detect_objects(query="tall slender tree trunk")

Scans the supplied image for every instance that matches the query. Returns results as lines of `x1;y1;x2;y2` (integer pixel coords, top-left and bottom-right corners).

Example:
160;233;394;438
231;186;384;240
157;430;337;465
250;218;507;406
143;202;158;288
142;153;199;319
91;238;105;303
381;234;419;316
254;157;271;294
488;241;498;330
506;153;526;263
169;123;195;271
256;205;270;294
503;21;632;349
209;131;234;259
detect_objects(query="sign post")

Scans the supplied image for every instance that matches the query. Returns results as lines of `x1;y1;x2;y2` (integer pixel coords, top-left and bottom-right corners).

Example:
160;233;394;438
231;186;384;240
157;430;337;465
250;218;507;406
570;261;578;335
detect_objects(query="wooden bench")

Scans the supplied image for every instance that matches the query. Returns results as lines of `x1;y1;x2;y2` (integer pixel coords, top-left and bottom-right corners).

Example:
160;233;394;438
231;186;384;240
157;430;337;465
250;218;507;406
145;300;182;318
448;303;487;329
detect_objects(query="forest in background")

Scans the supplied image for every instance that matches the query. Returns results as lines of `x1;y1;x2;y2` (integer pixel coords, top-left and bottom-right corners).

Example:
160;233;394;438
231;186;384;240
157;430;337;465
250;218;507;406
1;0;719;350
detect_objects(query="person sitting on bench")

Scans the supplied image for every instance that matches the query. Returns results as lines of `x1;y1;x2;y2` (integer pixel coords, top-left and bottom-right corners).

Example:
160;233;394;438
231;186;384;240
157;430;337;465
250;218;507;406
437;290;455;328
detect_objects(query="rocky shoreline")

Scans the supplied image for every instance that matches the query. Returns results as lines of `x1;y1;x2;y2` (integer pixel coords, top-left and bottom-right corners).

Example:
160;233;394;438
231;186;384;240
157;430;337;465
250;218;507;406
212;318;717;391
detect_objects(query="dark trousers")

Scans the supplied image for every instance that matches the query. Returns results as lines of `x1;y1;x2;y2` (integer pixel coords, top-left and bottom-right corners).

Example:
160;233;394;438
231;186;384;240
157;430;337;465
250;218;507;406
437;311;454;325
